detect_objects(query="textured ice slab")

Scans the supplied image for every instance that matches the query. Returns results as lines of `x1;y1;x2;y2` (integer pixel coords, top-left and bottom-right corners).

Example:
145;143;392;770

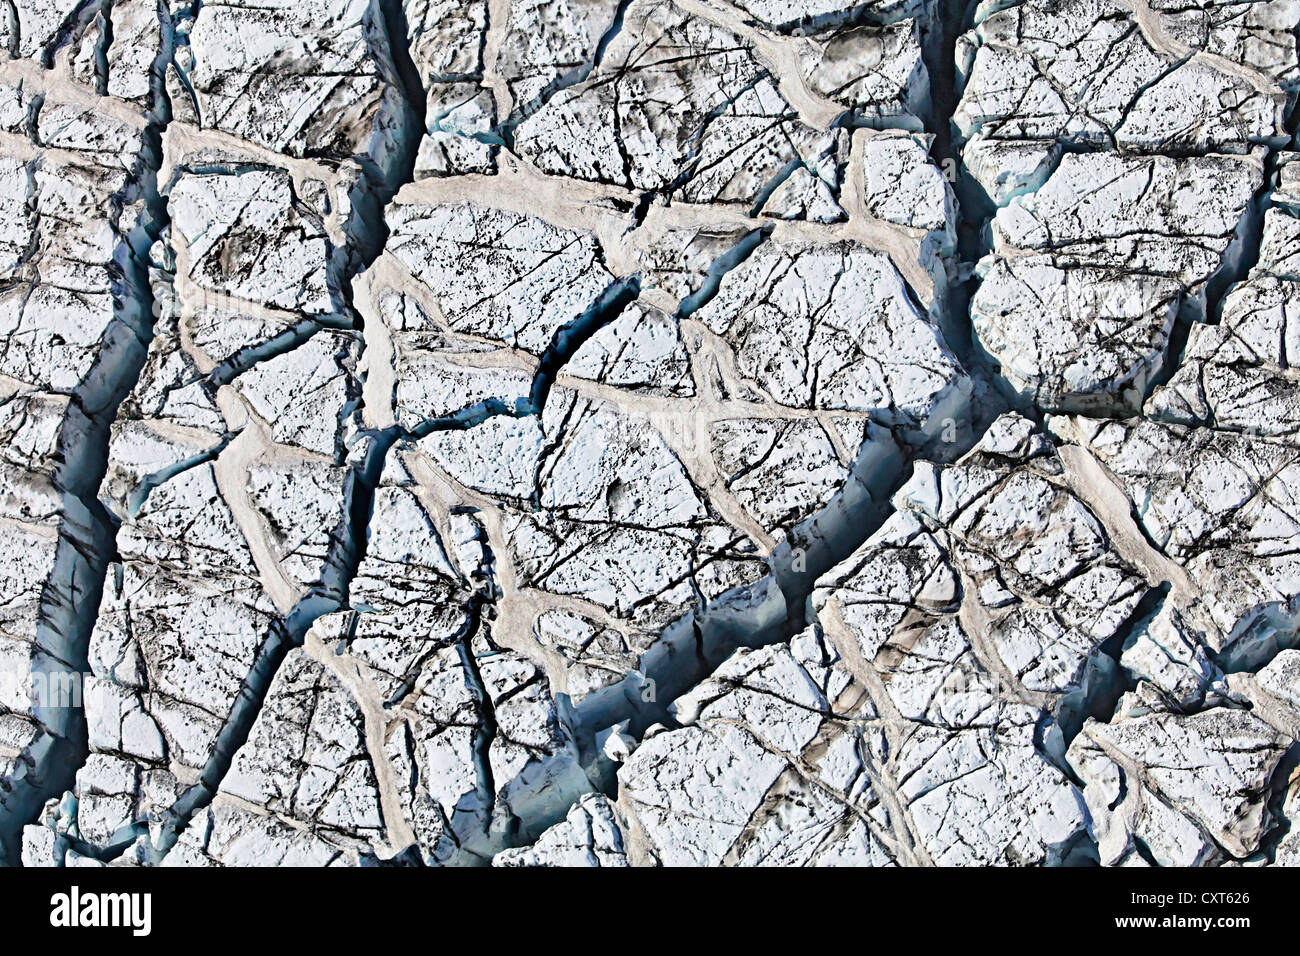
186;0;398;160
1149;153;1300;437
510;0;845;211
1069;706;1289;865
1053;414;1300;665
955;0;1297;164
971;151;1262;413
955;0;1297;416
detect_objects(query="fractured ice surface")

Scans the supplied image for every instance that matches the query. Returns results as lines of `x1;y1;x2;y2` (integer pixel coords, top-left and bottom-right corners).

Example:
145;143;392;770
3;0;1299;868
958;0;1299;415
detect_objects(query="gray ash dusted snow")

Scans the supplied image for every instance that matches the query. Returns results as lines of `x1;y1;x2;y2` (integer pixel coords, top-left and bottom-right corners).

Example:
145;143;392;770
0;0;1297;869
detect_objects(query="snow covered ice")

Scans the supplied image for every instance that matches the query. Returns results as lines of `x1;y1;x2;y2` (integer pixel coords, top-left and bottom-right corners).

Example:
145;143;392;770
0;0;1297;870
